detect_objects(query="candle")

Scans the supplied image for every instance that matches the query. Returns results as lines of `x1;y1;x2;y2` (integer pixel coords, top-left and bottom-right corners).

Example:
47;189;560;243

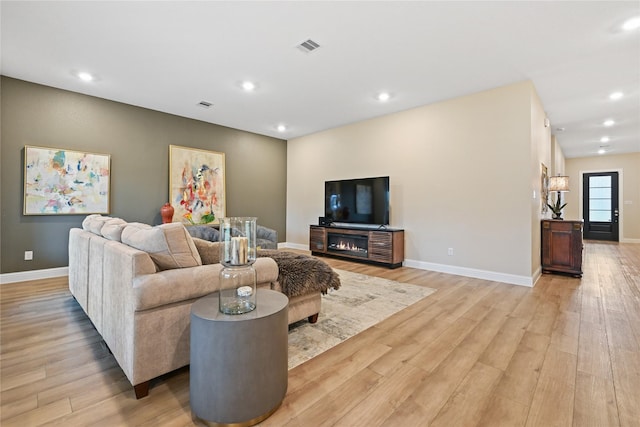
230;236;239;265
238;236;248;264
229;236;248;265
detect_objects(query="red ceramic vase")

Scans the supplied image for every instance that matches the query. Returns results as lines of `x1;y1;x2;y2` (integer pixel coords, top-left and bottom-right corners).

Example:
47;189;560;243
160;203;174;224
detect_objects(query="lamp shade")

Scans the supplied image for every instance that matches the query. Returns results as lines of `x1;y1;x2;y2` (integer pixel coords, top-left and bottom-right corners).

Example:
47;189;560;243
549;176;570;192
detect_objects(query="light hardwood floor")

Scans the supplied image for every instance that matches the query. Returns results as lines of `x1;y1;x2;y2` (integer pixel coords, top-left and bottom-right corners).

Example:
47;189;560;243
1;241;639;426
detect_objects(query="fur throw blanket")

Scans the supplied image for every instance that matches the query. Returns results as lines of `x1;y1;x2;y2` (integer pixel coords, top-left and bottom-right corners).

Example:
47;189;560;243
257;250;341;298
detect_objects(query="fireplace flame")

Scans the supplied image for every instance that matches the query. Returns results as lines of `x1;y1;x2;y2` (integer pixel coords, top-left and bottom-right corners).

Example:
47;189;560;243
336;240;360;251
332;239;366;253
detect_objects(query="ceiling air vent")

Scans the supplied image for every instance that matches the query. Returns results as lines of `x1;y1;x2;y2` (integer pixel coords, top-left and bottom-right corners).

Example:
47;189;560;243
197;101;213;108
297;39;320;53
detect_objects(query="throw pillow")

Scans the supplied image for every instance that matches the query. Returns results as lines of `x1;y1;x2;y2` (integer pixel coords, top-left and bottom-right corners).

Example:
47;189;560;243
81;214;101;230
101;218;128;242
121;222;202;270
192;238;222;265
83;215;113;235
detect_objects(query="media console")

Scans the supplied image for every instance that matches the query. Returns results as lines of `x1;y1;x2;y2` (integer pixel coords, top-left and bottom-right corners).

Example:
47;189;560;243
309;225;404;269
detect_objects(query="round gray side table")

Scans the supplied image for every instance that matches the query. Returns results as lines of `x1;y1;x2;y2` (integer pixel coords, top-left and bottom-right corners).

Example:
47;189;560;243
190;289;289;427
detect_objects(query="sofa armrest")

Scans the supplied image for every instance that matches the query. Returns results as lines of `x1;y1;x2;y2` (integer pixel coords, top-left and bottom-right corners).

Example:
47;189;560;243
132;257;278;311
253;256;279;284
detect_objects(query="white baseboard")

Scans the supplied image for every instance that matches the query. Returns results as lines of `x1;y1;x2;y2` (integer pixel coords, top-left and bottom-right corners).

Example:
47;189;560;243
531;266;542;287
621;238;640;244
0;252;553;288
403;259;534;287
279;242;309;251
280;242;535;287
0;267;69;285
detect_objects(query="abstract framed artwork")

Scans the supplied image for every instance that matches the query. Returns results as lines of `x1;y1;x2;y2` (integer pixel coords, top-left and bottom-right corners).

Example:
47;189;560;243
169;145;226;224
24;145;111;215
541;163;549;214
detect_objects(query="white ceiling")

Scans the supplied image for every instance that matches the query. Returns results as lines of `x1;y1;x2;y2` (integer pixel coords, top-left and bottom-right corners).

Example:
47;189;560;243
2;1;639;158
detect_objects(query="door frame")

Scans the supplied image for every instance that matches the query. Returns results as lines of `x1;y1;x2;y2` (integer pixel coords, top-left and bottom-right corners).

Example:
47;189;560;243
578;168;624;241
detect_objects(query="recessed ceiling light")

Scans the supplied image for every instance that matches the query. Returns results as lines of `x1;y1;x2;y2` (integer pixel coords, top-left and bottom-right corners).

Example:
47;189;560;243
622;16;640;31
277;124;287;132
556;127;566;132
603;119;615;127
376;92;391;102
77;71;94;82
598;148;606;154
241;81;256;91
609;92;623;100
600;136;610;143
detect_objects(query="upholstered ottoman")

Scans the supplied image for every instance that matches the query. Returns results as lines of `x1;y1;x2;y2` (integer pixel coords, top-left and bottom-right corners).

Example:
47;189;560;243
192;239;341;325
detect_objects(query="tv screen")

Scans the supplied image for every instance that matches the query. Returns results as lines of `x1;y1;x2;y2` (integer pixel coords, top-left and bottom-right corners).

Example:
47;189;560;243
324;176;390;225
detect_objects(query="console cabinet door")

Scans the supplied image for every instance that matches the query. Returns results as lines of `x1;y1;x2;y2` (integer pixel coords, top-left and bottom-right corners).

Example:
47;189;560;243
369;231;393;263
309;226;326;253
541;220;583;277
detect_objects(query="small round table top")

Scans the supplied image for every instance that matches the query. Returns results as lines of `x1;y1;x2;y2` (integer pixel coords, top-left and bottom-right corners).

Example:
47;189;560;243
191;288;288;323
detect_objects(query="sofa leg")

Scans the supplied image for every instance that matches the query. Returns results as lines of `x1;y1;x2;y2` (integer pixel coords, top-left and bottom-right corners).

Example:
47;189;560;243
308;313;319;324
134;381;150;399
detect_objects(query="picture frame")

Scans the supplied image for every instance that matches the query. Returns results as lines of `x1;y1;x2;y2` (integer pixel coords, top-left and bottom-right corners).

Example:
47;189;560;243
169;145;226;224
24;145;111;215
541;163;549;214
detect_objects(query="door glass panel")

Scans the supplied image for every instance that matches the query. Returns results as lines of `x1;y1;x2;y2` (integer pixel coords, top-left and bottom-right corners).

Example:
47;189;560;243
589;176;611;187
589;199;611;210
589;176;612;223
589;188;611;198
589;210;612;222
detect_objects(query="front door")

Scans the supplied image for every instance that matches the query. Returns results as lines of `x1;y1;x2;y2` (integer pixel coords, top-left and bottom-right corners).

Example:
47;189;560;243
582;172;619;241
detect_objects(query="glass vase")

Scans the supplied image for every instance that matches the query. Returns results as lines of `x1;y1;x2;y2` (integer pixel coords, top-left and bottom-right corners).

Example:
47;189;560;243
218;265;257;315
218;217;257;314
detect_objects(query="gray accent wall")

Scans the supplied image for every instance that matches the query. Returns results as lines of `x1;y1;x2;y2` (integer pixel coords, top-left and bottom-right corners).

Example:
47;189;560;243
1;77;287;274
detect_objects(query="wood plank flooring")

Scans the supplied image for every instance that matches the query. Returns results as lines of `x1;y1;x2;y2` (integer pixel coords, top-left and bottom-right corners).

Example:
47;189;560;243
1;241;639;426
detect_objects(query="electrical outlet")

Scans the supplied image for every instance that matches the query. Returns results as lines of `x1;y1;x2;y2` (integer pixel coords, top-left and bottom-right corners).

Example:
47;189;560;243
447;248;454;256
24;251;33;261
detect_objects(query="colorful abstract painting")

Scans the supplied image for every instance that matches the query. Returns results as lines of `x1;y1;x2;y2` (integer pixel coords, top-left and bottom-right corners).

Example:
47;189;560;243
169;145;225;224
24;146;111;215
541;163;549;214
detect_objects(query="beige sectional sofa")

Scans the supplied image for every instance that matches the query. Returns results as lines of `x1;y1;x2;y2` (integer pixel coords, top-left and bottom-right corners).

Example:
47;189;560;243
68;215;322;398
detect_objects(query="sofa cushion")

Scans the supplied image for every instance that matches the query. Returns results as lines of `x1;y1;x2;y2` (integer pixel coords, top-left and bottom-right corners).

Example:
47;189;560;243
132;257;278;311
192;238;222;265
82;214;101;230
83;215;113;235
122;223;202;270
101;218;128;241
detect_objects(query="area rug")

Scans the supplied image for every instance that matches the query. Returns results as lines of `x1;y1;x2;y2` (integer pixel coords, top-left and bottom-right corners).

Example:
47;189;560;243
287;269;436;369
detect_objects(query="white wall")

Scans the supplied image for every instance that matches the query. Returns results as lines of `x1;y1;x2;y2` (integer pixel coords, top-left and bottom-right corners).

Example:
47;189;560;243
288;81;546;285
529;88;553;278
550;135;566;176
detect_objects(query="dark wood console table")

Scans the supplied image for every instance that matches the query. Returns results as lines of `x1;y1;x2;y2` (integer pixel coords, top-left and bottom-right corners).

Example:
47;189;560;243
541;219;583;277
310;225;404;268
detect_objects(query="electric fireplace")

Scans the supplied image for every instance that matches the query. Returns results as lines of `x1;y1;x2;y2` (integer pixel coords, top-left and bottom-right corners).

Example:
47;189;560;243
327;232;368;258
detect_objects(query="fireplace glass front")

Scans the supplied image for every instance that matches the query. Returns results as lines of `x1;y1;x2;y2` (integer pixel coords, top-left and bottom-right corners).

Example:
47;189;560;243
327;233;368;258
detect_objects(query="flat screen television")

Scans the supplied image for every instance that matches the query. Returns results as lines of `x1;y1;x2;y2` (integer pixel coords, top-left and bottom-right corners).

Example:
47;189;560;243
324;176;390;226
